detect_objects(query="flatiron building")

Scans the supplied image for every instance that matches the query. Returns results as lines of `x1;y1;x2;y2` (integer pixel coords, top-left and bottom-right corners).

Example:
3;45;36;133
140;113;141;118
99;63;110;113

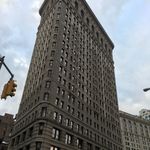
9;0;123;150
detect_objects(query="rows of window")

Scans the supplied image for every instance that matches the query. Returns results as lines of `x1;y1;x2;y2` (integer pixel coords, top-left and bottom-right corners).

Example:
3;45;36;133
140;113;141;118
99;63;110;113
55;86;120;128
61;26;101;112
121;118;150;137
52;127;99;149
52;126;122;150
53;110;96;138
64;4;118;125
15;106;48;133
59;27;120;141
63;7;113;91
56;40;120;139
11;127;33;147
57;71;99;108
18;8;61;116
11;122;45;148
52;109;122;146
18;9;56;117
55;89;100;125
71;0;112;52
123;133;150;147
121;116;150;150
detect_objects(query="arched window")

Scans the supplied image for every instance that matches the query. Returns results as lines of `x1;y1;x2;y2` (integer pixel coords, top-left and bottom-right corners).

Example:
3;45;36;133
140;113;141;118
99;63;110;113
96;32;99;39
101;38;103;45
105;44;107;50
75;1;78;10
86;18;89;25
41;107;47;117
101;38;103;47
92;25;94;32
38;122;45;135
44;93;49;101
81;10;84;18
45;81;51;88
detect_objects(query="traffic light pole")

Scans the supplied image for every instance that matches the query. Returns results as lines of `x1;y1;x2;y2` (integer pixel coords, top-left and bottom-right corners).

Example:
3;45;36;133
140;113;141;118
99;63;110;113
0;57;3;70
0;56;17;99
0;56;14;80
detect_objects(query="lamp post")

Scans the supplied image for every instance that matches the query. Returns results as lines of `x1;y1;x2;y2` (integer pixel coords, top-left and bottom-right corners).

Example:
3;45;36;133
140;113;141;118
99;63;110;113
143;88;150;92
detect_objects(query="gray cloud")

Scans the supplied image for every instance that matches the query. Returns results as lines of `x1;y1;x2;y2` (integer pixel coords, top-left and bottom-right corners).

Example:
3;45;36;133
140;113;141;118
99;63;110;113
0;0;43;115
86;0;130;31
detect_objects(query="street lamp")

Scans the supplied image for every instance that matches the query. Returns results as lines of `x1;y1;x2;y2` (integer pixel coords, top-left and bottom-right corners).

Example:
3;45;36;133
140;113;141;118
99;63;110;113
143;88;150;92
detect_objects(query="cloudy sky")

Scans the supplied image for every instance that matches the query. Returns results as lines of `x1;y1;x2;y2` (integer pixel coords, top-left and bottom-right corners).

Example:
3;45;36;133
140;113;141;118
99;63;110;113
0;0;150;116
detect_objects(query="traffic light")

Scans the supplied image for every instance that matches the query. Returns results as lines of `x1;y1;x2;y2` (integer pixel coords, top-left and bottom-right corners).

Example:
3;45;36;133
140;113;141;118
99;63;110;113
1;83;9;99
6;80;17;97
1;80;17;99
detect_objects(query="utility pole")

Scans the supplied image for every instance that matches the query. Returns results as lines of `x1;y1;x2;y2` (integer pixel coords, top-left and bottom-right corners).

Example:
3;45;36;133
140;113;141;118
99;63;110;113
0;56;17;99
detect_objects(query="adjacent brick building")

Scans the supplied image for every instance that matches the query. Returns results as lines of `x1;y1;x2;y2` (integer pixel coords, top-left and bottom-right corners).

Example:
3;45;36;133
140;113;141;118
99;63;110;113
0;113;14;150
9;0;123;149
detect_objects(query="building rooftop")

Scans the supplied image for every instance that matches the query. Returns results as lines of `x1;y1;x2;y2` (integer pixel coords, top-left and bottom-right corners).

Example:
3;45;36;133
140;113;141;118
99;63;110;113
119;110;150;125
39;0;114;48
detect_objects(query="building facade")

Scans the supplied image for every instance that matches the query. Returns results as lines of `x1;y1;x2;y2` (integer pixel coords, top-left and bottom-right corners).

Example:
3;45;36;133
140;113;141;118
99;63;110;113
0;113;14;150
9;0;122;150
120;111;150;150
139;109;150;120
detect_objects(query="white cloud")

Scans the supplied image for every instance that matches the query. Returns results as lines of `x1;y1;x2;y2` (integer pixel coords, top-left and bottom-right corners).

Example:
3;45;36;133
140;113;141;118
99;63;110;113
86;0;130;30
14;58;28;68
0;0;12;7
31;0;44;21
0;0;42;115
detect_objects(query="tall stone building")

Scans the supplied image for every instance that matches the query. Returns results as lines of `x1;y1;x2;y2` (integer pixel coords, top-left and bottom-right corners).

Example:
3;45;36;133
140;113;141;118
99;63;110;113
120;111;150;150
9;0;123;150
